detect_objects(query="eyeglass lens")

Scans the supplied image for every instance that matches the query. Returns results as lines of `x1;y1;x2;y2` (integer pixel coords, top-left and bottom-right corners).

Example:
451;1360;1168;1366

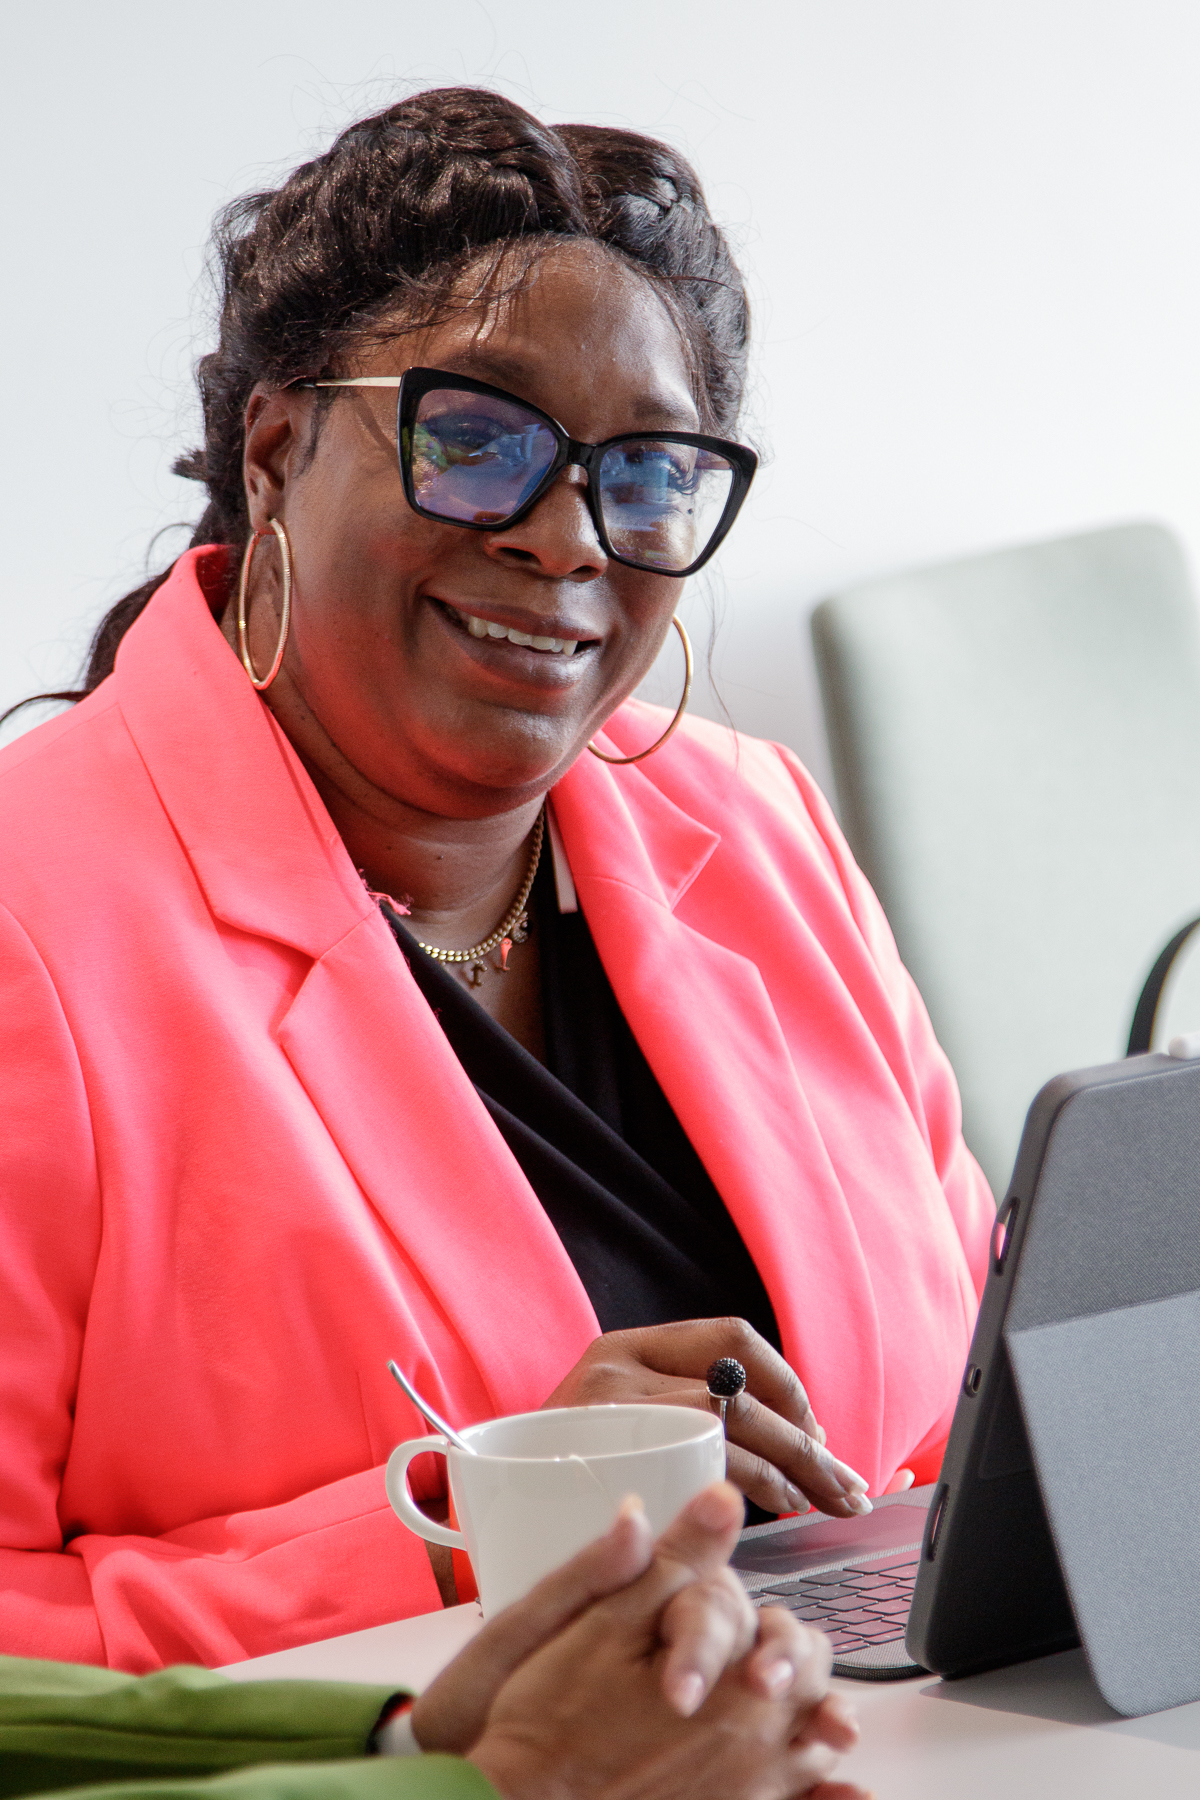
410;387;735;572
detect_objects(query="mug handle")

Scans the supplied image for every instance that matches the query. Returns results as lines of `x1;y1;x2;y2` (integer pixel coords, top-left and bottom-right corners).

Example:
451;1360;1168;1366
385;1437;467;1549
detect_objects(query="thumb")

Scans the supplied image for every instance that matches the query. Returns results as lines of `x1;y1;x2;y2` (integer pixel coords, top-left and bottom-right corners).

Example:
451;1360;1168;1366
413;1496;653;1753
651;1480;746;1582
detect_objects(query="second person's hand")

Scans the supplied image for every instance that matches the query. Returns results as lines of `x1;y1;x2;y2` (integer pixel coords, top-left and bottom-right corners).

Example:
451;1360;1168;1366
414;1480;762;1753
466;1495;864;1800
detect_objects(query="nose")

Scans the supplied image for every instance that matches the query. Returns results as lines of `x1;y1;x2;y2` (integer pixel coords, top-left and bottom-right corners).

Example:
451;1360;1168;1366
483;468;607;580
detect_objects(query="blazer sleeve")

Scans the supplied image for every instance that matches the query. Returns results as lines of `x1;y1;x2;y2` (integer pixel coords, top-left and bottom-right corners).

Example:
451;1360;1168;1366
0;1656;498;1800
28;1761;496;1800
0;905;442;1672
0;1653;397;1784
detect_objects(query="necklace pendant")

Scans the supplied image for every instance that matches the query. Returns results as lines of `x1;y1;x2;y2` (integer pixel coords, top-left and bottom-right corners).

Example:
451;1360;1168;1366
466;960;487;988
497;936;513;972
511;912;530;946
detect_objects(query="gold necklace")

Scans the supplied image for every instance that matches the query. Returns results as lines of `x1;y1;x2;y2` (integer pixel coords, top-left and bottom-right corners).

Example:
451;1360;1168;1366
412;807;545;988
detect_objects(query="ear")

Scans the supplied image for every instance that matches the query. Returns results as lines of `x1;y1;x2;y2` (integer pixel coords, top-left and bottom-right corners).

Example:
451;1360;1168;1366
242;384;311;531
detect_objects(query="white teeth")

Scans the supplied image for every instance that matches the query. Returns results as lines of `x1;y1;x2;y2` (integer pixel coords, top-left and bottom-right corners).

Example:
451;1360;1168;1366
454;607;580;654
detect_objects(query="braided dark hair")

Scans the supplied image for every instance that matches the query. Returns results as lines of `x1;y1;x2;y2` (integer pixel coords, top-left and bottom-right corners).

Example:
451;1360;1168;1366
19;87;749;714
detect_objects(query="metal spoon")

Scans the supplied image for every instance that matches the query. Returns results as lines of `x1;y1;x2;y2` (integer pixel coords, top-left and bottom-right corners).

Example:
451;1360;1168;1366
387;1359;476;1454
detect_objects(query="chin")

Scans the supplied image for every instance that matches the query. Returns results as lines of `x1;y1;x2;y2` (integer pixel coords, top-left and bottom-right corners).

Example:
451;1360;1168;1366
425;724;583;807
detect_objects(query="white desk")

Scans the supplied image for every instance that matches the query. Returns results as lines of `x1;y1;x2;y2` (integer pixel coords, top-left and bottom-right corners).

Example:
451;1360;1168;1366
829;1651;1200;1797
222;1604;1200;1797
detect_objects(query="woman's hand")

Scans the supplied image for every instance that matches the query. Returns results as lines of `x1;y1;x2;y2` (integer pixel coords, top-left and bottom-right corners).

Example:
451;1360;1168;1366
413;1481;760;1752
543;1318;872;1518
463;1487;863;1800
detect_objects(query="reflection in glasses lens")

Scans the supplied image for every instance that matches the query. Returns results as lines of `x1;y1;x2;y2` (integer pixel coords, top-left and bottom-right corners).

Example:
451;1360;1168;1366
597;441;734;572
411;391;558;525
408;387;736;571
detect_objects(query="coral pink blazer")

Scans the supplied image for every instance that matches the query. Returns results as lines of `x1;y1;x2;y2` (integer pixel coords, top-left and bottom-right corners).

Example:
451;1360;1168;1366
0;550;992;1672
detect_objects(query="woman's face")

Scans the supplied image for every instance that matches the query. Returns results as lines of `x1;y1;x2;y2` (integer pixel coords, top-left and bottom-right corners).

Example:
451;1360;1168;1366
240;242;700;819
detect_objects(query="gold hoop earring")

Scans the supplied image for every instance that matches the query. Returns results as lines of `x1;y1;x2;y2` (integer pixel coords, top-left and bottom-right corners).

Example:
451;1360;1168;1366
237;518;292;691
588;615;694;766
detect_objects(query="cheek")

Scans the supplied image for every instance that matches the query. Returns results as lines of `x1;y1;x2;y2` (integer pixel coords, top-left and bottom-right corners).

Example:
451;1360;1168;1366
608;579;683;682
286;505;432;662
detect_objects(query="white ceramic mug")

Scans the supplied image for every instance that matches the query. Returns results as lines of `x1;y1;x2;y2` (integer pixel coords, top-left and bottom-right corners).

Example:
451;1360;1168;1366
386;1402;726;1616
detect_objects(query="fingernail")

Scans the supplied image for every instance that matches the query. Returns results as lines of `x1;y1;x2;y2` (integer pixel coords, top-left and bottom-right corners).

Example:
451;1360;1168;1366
814;1424;827;1446
826;1694;860;1735
835;1461;870;1497
668;1670;705;1716
617;1493;645;1519
759;1657;795;1696
784;1483;807;1512
844;1490;873;1515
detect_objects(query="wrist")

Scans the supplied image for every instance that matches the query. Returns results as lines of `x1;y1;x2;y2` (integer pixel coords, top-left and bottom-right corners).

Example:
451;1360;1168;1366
468;1731;576;1800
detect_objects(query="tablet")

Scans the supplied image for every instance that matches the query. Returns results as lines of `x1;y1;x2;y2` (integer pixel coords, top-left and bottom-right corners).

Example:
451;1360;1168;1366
906;1046;1200;1715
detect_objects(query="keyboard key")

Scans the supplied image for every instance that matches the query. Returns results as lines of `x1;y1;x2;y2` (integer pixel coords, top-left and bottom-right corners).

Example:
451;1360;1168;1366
847;1557;918;1575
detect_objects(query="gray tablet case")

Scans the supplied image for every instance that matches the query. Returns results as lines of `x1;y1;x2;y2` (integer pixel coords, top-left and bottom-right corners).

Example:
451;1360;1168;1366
906;1049;1200;1716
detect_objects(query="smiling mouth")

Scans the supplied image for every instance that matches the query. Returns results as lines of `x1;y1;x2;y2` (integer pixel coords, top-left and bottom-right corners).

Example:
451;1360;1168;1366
437;600;596;657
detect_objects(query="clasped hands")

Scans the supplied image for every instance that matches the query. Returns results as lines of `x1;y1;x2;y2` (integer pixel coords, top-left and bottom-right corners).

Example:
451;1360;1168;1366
410;1480;869;1800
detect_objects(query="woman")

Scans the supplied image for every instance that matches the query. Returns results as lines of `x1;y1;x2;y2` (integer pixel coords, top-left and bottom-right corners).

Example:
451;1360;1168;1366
0;87;992;1672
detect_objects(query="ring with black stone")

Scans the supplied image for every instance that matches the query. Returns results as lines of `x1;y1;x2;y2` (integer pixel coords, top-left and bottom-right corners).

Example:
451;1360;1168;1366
705;1356;747;1431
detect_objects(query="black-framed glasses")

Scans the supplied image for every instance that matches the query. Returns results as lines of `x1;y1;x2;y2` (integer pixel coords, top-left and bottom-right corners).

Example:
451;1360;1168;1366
296;366;757;577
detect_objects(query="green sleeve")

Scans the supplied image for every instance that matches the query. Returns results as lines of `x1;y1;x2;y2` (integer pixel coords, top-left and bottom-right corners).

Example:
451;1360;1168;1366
0;1657;417;1798
28;1756;498;1800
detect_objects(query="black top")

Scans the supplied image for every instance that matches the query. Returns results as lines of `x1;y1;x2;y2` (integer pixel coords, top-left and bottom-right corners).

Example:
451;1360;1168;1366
383;858;779;1347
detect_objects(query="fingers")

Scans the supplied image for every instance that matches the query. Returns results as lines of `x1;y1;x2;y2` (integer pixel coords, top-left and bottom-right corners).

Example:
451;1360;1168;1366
722;1405;871;1518
605;1321;871;1517
652;1482;753;1714
742;1615;860;1756
621;1318;825;1440
741;1607;830;1709
801;1693;860;1756
652;1478;745;1580
412;1497;654;1753
586;1479;748;1645
659;1566;758;1715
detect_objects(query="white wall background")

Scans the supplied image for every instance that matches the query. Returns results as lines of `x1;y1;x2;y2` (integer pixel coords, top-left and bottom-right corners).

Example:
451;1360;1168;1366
4;0;1200;803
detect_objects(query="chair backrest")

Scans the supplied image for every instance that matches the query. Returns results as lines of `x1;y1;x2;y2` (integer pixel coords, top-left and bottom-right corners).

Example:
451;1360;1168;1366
811;521;1200;1196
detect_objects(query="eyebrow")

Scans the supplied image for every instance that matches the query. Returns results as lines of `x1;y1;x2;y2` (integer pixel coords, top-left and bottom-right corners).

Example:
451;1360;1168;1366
441;347;699;431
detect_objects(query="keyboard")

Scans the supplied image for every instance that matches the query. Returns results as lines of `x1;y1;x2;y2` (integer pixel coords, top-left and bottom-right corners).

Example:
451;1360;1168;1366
754;1553;918;1659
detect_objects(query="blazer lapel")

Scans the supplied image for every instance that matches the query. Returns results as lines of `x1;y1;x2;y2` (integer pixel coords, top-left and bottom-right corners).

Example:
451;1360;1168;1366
115;554;600;1418
115;551;371;956
276;913;600;1418
551;745;887;1477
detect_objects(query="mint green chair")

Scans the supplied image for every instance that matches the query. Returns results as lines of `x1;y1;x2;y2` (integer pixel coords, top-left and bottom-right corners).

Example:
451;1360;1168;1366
811;522;1200;1197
